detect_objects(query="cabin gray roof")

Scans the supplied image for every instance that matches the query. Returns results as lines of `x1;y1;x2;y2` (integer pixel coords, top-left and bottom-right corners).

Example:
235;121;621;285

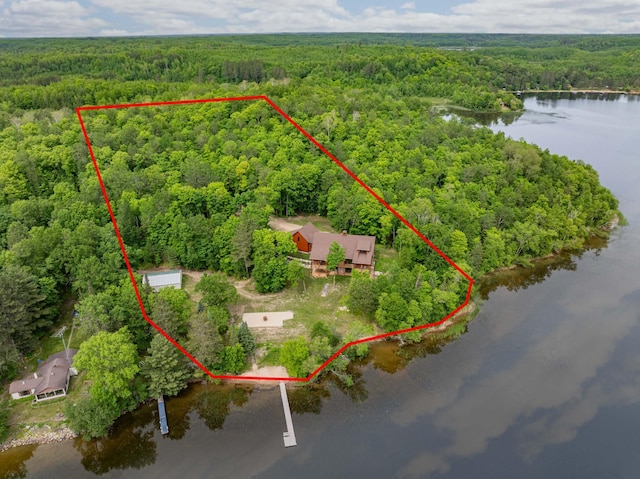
309;232;375;266
9;349;77;395
292;222;318;243
34;358;70;395
9;376;41;394
39;349;77;368
142;270;182;289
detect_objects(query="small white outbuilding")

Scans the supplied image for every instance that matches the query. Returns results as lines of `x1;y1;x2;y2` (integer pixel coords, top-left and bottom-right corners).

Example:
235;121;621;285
142;270;182;291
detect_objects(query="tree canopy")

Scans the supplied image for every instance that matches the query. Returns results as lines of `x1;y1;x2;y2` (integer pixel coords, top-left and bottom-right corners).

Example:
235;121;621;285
73;327;140;410
0;33;624;398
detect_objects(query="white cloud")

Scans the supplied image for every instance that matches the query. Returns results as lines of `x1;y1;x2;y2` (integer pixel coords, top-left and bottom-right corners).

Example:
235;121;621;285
2;0;107;36
394;262;640;478
98;28;129;36
1;0;639;36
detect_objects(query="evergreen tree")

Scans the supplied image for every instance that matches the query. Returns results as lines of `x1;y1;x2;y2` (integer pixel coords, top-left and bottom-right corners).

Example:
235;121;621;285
0;399;10;443
186;312;224;372
237;322;256;357
0;265;52;380
141;334;192;398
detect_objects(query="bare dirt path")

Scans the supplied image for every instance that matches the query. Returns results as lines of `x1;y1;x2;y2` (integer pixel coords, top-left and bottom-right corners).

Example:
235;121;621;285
268;217;301;232
233;278;281;301
183;270;205;283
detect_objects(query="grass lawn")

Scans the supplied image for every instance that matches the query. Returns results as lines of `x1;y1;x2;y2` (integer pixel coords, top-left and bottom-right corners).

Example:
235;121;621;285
182;272;204;303
237;270;376;349
5;371;89;439
374;244;398;273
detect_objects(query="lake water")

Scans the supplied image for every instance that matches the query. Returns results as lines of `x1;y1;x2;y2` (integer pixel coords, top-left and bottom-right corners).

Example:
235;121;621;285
2;93;640;479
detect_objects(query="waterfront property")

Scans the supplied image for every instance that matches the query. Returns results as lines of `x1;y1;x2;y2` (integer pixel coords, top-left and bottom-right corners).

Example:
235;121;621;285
309;231;375;278
9;350;78;402
141;270;183;291
290;223;376;277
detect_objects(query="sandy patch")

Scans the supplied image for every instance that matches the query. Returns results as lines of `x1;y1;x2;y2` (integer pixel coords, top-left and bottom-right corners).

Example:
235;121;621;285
268;217;301;232
243;311;294;328
240;364;289;379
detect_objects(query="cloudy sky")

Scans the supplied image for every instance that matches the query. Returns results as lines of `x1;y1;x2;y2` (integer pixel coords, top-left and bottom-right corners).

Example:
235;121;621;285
1;0;639;37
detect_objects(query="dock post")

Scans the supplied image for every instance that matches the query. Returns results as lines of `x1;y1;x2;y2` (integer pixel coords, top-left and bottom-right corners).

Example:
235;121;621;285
279;382;297;447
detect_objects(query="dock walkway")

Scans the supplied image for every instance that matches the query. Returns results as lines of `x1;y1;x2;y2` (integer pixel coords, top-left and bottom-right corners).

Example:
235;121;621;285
279;382;297;447
158;395;169;435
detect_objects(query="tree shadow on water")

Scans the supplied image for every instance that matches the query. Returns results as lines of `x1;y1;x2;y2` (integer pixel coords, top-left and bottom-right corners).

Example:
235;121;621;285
479;236;608;300
75;403;157;475
288;384;331;415
0;444;37;479
193;384;252;431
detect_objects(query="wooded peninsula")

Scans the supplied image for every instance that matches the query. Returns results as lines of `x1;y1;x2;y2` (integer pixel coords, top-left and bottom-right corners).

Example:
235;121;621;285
0;34;628;443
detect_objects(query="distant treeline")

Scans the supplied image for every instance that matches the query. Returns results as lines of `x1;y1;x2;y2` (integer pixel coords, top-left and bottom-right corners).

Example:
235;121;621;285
1;34;638;111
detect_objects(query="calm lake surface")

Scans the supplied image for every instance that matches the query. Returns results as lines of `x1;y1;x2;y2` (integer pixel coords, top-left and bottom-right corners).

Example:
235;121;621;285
2;93;640;479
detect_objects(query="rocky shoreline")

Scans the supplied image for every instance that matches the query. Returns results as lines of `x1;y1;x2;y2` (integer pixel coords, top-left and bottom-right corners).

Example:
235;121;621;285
0;425;77;453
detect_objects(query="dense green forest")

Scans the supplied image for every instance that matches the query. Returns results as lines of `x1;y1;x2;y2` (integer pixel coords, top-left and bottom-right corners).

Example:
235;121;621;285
0;34;625;439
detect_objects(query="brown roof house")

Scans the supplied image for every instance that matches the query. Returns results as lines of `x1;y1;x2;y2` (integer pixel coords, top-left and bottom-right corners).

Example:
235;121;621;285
291;222;318;253
309;231;375;278
9;350;78;402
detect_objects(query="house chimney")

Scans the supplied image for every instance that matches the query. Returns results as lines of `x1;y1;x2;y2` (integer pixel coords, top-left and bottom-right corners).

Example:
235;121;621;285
342;230;347;236
34;372;38;379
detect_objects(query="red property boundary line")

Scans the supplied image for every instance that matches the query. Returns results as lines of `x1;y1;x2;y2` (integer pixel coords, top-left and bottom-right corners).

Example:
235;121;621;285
76;95;474;382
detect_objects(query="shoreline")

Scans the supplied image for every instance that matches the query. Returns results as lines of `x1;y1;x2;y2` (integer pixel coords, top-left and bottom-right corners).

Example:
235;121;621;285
513;89;640;95
0;223;616;453
485;218;620;276
0;303;479;454
0;236;610;454
0;425;77;453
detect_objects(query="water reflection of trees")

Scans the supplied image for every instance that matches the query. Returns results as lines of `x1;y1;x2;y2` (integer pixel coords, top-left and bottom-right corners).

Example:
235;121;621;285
533;92;628;104
193;384;251;431
479;236;609;299
329;365;369;403
73;383;254;475
0;444;37;479
76;429;156;475
288;365;368;415
450;109;524;127
75;403;157;475
288;385;330;415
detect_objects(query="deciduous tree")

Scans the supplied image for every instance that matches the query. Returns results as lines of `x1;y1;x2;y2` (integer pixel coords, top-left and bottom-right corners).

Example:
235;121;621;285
280;337;310;378
73;327;140;410
326;241;345;285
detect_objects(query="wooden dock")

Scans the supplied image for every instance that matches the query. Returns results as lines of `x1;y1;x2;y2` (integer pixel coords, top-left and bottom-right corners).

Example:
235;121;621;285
279;382;297;447
158;395;169;435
